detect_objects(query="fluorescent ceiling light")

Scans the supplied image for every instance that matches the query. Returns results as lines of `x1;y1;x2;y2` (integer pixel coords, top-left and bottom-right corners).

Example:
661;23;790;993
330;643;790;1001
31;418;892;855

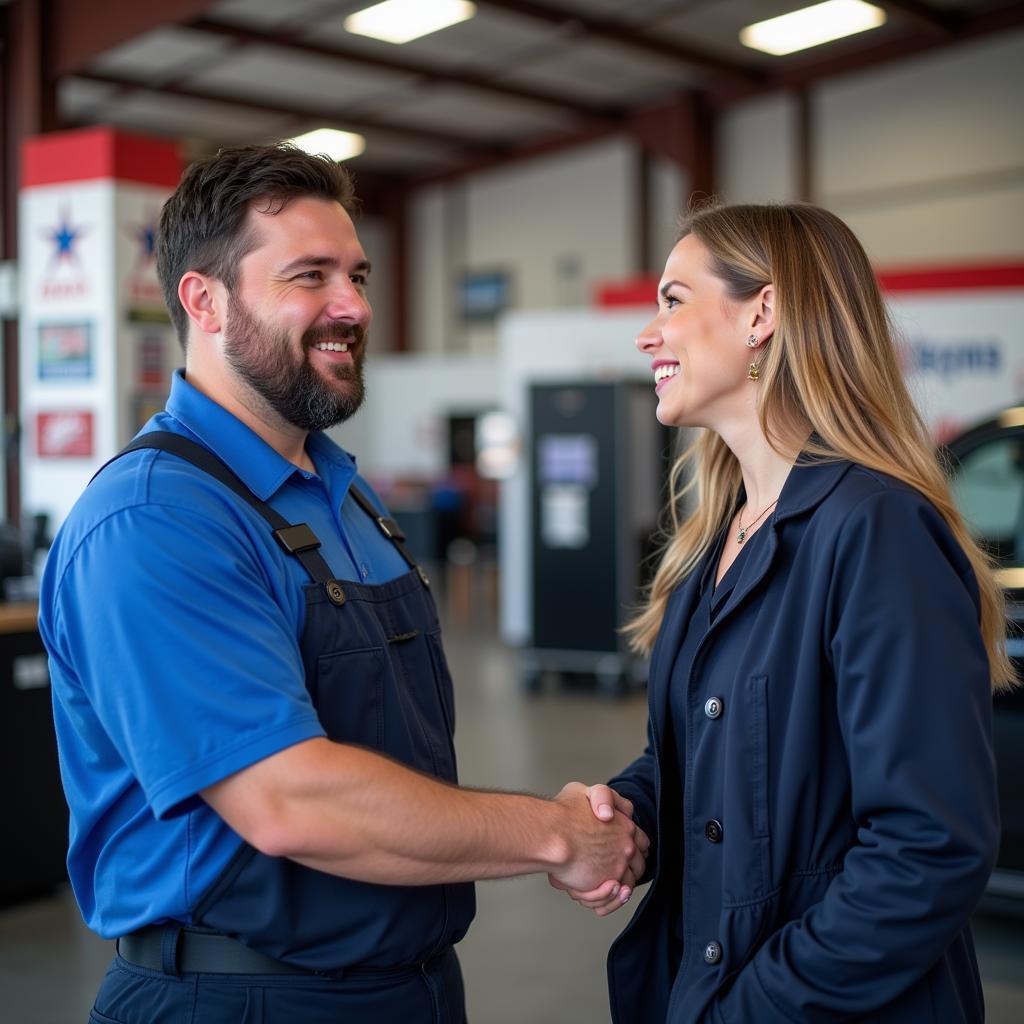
345;0;477;44
288;128;366;162
740;0;886;56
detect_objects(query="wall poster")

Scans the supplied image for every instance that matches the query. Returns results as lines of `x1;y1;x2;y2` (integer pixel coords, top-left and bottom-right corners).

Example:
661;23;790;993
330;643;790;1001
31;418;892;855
37;321;93;380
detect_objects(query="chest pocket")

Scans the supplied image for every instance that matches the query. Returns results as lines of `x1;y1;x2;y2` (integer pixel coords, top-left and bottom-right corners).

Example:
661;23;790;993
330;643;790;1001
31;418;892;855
314;646;388;750
721;673;772;905
309;611;458;784
385;628;458;781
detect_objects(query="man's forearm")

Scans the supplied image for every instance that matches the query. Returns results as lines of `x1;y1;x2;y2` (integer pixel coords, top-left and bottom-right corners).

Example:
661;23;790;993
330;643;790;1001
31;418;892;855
203;737;637;888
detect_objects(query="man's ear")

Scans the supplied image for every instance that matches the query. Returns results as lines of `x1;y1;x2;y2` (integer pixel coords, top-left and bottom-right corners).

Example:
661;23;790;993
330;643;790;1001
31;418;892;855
752;283;776;341
178;272;225;336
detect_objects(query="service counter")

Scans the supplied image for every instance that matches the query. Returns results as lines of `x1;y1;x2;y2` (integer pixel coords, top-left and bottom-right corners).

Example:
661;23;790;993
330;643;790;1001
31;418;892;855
0;603;69;904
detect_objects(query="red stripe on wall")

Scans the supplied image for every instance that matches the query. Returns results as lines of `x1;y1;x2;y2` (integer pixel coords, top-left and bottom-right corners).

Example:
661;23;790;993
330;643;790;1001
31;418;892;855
595;264;1024;306
876;265;1024;292
595;278;659;307
22;126;181;189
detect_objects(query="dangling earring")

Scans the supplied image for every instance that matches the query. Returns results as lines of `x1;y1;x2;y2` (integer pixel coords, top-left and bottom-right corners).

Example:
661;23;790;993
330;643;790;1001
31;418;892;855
746;334;759;381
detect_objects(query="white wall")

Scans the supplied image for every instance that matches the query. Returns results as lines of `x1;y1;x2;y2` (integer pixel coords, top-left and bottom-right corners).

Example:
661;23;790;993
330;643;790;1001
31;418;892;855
408;137;640;355
354;213;395;353
409;184;454;356
649;154;690;270
715;29;1024;265
329;353;502;479
716;91;800;204
816;31;1024;264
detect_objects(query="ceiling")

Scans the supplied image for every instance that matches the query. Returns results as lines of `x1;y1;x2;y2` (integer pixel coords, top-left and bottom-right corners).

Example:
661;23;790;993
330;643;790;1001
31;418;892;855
46;0;1024;186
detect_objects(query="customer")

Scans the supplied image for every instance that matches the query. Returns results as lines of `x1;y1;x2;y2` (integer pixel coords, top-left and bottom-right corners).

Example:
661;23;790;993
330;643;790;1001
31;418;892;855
553;202;1008;1023
40;143;644;1024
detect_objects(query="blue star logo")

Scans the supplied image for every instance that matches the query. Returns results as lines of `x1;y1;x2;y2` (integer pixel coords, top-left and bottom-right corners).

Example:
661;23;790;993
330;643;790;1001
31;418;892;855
124;213;158;267
43;207;88;266
140;222;156;258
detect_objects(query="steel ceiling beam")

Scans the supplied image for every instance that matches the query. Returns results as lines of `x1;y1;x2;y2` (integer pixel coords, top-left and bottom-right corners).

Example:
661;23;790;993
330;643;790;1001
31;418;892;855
877;0;960;37
187;16;625;124
410;120;616;187
72;70;509;154
52;0;216;76
626;91;713;197
478;0;765;84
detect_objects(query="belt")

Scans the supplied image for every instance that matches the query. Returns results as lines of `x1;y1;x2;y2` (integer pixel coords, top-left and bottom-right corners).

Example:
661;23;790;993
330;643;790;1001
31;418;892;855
118;926;312;975
118;925;451;980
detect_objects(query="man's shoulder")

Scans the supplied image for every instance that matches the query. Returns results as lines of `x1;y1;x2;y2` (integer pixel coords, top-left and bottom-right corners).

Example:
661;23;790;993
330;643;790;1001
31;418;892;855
76;429;241;523
52;427;263;577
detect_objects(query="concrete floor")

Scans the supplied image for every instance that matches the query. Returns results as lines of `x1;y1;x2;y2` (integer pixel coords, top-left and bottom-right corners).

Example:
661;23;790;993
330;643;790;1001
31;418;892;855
2;620;1023;1022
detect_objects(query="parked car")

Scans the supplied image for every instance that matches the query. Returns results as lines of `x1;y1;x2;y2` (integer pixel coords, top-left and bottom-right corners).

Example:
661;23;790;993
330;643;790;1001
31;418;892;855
944;405;1024;915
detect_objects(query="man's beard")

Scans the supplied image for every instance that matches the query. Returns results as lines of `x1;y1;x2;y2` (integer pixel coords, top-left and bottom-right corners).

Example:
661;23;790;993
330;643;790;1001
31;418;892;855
223;295;366;432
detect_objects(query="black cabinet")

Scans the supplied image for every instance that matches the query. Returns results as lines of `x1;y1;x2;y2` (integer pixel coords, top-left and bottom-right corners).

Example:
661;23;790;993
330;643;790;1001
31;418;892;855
0;605;69;905
523;381;669;694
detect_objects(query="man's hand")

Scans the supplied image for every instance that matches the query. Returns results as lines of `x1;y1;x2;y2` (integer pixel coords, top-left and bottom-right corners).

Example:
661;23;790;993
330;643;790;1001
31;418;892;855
548;783;649;916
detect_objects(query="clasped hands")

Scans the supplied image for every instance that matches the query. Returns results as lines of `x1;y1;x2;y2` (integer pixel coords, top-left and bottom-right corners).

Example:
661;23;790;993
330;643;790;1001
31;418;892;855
548;782;650;917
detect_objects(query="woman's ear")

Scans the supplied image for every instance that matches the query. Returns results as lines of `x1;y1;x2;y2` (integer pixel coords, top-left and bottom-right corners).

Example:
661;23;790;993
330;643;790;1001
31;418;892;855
178;272;225;337
752;283;776;341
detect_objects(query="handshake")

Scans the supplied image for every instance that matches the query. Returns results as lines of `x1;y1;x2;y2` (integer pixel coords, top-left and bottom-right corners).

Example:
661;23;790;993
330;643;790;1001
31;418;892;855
547;782;651;917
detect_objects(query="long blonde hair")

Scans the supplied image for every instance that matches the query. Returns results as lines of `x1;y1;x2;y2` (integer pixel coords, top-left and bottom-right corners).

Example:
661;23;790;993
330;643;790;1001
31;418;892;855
625;202;1013;692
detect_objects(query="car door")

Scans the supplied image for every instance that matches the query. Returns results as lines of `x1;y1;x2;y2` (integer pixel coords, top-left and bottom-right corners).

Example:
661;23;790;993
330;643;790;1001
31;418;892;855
947;407;1024;912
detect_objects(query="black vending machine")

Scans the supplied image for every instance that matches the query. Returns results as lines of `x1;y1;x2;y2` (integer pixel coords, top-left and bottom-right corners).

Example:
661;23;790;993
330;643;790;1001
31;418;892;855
523;379;669;695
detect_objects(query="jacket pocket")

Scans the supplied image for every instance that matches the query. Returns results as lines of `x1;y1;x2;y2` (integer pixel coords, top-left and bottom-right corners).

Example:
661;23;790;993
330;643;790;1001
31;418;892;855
314;646;387;749
722;673;772;905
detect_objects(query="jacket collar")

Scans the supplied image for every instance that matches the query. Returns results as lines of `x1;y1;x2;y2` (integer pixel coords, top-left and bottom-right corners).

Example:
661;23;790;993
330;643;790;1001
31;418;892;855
774;452;852;526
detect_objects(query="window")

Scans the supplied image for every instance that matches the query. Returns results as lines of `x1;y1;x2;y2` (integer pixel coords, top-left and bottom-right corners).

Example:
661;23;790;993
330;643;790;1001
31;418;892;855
951;433;1024;566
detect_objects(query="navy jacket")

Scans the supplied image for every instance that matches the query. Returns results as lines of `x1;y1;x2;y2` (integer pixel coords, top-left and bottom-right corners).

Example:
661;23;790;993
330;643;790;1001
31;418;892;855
608;457;998;1023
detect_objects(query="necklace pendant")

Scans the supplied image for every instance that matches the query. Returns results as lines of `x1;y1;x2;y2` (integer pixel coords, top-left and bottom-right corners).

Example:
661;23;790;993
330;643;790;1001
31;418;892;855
736;527;747;544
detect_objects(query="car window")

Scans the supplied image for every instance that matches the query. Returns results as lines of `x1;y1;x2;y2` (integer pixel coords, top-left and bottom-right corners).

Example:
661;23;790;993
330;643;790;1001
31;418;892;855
951;434;1024;567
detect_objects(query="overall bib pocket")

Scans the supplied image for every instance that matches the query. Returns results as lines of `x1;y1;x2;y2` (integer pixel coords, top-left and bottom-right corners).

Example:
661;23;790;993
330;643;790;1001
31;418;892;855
314;646;387;749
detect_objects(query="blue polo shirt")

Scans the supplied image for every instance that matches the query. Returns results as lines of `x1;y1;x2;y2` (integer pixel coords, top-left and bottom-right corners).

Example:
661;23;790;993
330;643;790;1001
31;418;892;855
39;370;410;939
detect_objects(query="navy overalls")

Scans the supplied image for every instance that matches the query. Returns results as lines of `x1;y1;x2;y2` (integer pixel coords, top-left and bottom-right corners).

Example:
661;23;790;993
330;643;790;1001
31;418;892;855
90;433;475;1023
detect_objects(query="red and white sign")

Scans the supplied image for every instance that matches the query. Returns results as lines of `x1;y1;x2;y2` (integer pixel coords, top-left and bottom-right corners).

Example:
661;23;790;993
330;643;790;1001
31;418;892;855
19;127;181;525
36;411;94;458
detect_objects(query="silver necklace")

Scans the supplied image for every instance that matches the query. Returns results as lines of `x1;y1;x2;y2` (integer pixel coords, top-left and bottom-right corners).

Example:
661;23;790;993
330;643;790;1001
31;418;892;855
735;498;779;544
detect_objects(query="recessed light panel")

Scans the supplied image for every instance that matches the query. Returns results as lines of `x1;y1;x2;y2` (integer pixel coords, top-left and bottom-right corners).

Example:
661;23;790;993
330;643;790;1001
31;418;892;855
740;0;887;56
288;128;366;162
345;0;477;45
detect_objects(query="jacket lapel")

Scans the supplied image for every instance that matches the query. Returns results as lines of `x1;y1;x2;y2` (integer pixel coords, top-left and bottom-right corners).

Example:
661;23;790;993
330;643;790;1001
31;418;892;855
712;456;854;627
648;568;703;743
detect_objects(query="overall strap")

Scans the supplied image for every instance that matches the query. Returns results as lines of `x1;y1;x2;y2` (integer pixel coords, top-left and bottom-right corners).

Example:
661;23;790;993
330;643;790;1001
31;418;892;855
95;431;337;587
346;485;431;590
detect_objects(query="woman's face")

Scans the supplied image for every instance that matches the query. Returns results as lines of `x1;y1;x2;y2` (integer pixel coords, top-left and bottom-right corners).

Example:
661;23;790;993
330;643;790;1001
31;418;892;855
636;234;767;431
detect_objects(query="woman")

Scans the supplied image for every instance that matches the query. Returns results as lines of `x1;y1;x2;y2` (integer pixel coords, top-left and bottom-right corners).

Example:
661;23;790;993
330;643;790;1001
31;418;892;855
559;203;1011;1022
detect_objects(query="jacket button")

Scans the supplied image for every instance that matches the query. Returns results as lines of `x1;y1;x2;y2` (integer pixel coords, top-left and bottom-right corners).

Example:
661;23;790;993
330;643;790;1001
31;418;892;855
704;940;722;965
704;696;723;719
704;819;723;843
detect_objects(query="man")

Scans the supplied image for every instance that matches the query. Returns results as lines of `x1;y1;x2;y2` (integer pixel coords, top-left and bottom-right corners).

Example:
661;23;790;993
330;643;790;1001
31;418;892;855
39;144;645;1023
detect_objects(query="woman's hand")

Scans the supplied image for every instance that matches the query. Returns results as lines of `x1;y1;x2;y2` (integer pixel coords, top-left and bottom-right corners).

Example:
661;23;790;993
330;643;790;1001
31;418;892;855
548;784;650;916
